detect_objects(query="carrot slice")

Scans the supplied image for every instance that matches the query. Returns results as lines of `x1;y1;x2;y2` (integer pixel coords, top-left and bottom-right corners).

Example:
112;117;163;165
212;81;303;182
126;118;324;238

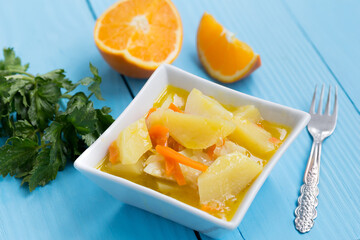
148;125;169;147
173;161;186;185
165;158;175;176
168;103;183;113
109;141;119;164
156;145;208;172
145;107;157;120
201;204;215;212
269;137;281;145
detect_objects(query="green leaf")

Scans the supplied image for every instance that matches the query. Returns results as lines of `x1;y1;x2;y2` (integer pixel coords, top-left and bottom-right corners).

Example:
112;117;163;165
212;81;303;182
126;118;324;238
65;102;114;146
79;63;104;100
39;69;65;81
80;107;114;146
0;115;14;137
81;133;98;146
28;77;61;130
40;69;77;92
43;121;68;169
0;100;9;117
13;92;29;120
96;107;114;133
88;82;104;101
67;102;97;135
65;93;97;135
2;78;30;104
0;48;29;72
37;79;61;103
62;125;83;158
23;148;61;192
0;77;11;137
100;106;112;115
79;77;94;86
28;91;55;130
0;48;113;191
89;62;99;76
14;159;35;178
43;121;63;143
0;137;38;177
65;92;88;112
14;120;37;142
0;76;11;99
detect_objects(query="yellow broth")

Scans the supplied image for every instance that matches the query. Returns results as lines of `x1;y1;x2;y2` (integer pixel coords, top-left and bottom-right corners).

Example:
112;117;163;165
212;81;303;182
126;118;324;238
98;85;291;221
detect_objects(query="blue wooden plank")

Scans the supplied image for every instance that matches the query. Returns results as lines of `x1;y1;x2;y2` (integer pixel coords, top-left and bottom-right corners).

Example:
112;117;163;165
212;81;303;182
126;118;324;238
282;0;360;113
169;1;359;239
90;0;360;239
0;1;195;240
86;1;201;239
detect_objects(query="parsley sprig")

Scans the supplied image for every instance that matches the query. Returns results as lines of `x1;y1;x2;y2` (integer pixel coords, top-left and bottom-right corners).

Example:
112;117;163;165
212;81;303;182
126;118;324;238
0;48;114;191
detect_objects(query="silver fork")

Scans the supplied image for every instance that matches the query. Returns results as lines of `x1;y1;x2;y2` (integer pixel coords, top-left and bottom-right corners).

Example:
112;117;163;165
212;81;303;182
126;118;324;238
294;85;338;233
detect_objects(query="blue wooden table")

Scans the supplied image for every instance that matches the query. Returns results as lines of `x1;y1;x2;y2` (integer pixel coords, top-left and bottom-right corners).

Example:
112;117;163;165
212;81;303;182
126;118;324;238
1;0;359;239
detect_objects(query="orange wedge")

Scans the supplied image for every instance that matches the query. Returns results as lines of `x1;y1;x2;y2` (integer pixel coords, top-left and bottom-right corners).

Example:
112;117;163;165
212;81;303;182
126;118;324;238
197;13;261;83
94;0;183;78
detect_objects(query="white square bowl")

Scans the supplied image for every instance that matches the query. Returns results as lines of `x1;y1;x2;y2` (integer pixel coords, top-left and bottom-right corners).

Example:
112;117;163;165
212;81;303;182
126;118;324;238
74;64;310;238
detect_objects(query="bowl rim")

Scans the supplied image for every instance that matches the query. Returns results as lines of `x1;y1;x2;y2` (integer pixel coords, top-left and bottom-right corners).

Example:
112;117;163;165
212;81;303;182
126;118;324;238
74;64;310;230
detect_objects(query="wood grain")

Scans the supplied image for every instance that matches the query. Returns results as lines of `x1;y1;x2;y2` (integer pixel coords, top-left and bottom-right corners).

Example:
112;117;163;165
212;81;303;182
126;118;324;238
283;0;360;113
90;0;360;239
0;1;195;240
1;0;360;239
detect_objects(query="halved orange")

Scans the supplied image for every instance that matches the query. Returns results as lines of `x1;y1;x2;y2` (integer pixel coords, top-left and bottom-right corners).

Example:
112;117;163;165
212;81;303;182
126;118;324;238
94;0;183;78
197;13;261;83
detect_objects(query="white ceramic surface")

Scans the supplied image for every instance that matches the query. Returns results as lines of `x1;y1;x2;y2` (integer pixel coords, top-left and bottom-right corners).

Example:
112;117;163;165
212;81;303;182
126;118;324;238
74;64;310;238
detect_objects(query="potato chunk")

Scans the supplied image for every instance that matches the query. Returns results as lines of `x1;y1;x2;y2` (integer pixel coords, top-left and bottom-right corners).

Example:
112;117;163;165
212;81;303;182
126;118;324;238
213;140;248;158
198;152;263;203
114;118;152;164
147;109;235;149
229;118;275;157
233;105;262;123
103;160;143;178
185;88;233;120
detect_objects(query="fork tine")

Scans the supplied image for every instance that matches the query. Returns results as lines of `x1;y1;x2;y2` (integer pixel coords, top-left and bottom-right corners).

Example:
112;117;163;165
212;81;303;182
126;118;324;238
317;84;325;114
324;86;331;115
310;85;317;113
333;86;338;117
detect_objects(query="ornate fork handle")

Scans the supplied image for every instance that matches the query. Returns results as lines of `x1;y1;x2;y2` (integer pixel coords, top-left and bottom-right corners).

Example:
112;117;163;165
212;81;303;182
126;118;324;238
295;140;322;233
